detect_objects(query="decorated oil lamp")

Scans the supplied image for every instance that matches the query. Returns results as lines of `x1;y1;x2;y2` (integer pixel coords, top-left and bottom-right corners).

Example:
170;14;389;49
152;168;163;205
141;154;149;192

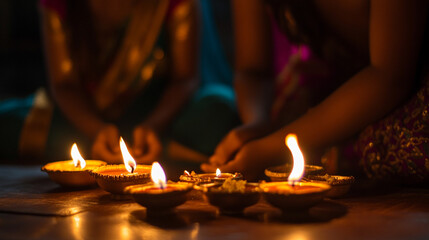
125;162;193;211
261;134;331;211
201;178;261;215
180;168;243;184
41;143;106;187
306;174;355;198
90;137;151;194
264;164;324;182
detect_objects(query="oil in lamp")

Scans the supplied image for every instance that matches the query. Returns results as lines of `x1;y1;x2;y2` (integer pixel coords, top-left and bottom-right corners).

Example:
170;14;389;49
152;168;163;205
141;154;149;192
260;134;331;211
41;143;106;187
90;137;151;195
125;162;193;211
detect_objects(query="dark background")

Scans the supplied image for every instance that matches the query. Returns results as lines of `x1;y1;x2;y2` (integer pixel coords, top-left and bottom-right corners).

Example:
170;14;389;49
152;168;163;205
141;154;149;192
0;0;233;100
0;0;47;99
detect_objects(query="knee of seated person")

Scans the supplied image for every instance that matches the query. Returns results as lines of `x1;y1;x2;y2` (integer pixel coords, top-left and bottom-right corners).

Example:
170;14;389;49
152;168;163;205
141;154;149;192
193;84;236;105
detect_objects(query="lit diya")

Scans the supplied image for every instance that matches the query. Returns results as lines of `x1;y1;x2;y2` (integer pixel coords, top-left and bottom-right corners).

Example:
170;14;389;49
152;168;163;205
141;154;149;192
125;162;193;211
202;178;260;215
179;168;243;184
264;164;324;182
42;143;106;187
261;134;330;211
90;137;151;194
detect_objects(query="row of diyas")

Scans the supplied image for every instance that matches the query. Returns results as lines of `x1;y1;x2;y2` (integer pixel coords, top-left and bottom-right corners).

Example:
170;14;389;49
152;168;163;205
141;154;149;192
41;138;238;194
42;138;152;192
198;134;332;213
42;134;340;214
126;134;332;214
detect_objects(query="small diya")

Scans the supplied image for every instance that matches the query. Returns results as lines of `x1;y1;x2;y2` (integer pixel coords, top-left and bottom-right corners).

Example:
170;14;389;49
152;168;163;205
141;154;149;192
261;134;330;212
261;181;330;211
202;178;260;215
125;162;193;211
179;168;243;184
90;137;151;194
42;143;106;187
265;164;324;182
306;174;355;198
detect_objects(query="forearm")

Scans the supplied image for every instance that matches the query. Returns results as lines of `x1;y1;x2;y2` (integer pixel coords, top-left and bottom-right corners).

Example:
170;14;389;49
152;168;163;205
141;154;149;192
40;7;107;140
279;65;414;152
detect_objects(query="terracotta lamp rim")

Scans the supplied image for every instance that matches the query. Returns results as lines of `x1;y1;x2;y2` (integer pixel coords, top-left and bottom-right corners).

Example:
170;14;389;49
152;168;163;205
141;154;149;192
90;164;151;181
41;160;107;173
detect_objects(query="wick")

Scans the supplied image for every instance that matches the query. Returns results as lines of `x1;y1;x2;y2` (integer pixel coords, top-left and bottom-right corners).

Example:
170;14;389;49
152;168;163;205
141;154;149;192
159;181;166;190
131;166;135;173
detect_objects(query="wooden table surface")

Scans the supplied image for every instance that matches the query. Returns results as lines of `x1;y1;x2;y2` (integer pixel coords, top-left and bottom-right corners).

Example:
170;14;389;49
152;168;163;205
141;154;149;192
0;165;428;240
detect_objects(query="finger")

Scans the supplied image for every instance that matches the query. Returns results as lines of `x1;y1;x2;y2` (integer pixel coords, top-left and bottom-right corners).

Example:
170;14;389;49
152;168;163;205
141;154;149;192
216;159;242;173
209;155;223;166
133;127;146;156
210;144;230;166
144;130;162;160
211;132;242;165
200;163;218;172
134;130;162;164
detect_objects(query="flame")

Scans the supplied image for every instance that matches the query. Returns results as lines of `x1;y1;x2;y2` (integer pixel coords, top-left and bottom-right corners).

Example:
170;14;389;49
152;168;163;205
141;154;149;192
216;168;221;177
151;162;166;189
71;143;86;169
119;137;136;173
285;134;304;184
184;170;190;176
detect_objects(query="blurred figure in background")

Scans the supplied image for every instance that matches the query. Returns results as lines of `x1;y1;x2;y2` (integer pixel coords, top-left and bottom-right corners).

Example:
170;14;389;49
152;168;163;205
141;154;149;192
0;0;239;167
39;0;197;164
204;0;429;183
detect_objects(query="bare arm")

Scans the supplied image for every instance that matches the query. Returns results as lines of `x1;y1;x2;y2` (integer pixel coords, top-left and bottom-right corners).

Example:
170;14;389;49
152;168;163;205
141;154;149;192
204;0;429;179
281;0;428;153
203;0;275;168
40;7;107;140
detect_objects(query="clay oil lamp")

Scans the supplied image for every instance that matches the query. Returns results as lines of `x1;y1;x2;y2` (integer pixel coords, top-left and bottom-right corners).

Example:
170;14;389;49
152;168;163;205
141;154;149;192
90;137;151;195
202;178;260;215
125;162;193;212
261;134;331;211
180;168;243;184
306;174;355;198
264;164;324;182
42;143;106;187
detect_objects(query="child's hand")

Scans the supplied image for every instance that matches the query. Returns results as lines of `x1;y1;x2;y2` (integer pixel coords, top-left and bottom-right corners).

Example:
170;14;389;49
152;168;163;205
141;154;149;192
132;125;162;164
209;123;273;167
202;134;287;181
91;124;122;163
209;127;249;167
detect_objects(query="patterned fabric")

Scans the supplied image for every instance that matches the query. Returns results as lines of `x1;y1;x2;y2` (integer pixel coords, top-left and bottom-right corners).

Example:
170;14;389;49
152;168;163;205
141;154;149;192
357;79;429;183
